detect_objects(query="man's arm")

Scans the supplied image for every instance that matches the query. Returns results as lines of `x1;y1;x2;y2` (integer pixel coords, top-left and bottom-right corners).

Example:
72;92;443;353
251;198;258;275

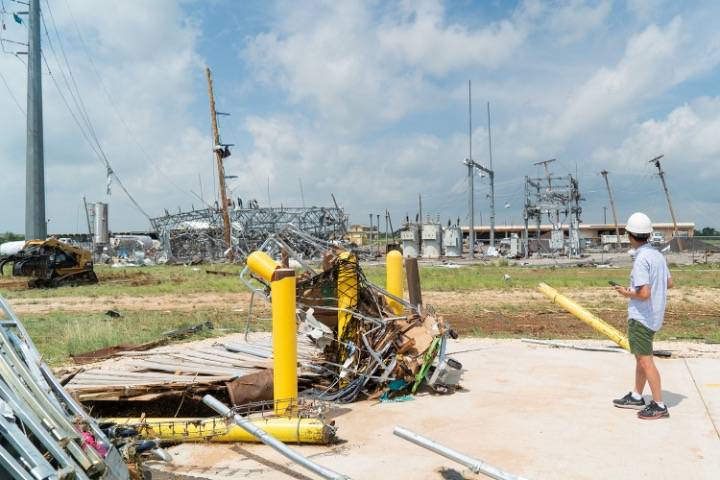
614;284;650;300
667;276;673;289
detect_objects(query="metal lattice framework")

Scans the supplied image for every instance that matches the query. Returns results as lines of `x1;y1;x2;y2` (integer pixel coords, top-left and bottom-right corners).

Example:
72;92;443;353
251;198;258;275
150;206;347;262
523;173;583;257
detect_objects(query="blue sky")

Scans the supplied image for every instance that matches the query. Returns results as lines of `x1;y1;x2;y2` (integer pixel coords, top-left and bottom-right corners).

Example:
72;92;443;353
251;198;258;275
1;0;719;234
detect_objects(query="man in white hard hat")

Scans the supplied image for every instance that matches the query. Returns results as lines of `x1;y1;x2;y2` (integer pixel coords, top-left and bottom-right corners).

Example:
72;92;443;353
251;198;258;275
612;212;673;419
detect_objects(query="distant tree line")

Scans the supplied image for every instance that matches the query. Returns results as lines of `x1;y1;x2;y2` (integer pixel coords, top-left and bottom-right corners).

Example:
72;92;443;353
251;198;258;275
694;227;720;236
0;232;24;243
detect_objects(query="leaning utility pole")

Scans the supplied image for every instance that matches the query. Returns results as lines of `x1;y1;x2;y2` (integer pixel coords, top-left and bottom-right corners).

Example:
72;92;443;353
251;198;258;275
600;170;621;249
26;0;46;240
205;67;234;261
649;155;678;238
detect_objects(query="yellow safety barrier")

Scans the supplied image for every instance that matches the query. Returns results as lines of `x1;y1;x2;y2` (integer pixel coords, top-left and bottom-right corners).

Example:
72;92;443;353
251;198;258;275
537;282;630;350
271;268;298;415
386;250;404;315
247;251;279;282
337;252;358;348
104;417;333;444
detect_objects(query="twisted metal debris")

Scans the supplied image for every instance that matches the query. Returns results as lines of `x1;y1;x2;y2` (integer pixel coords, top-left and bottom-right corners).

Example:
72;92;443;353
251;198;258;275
0;296;130;479
241;226;462;404
150;205;347;263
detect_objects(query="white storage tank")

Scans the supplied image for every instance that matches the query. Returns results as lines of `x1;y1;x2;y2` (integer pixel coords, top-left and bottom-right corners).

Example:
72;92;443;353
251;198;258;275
442;226;462;257
400;227;419;258
0;241;25;257
94;202;109;245
422;223;442;258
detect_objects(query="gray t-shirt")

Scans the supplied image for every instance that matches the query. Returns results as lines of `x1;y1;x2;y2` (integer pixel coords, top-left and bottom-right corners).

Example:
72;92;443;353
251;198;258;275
628;243;671;331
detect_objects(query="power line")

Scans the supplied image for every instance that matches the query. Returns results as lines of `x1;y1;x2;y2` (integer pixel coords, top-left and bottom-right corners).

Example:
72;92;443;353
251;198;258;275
38;0;150;219
0;68;24;114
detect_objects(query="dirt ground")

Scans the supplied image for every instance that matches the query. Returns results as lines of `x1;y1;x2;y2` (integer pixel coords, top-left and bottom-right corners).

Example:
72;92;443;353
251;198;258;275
7;286;719;341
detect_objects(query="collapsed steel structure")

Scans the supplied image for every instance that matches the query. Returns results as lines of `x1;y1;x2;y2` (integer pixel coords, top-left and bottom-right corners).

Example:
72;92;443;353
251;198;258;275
150;205;347;262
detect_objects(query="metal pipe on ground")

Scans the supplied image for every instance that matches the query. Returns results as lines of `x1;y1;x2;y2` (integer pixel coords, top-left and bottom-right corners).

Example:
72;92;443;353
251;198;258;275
393;426;528;480
203;395;351;480
102;417;334;444
537;282;630;351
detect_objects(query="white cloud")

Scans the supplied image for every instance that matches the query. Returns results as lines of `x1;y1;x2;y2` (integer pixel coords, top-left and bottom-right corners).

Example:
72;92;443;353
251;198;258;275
546;0;612;44
243;0;527;135
0;0;208;232
551;17;711;140
593;97;720;178
378;1;526;75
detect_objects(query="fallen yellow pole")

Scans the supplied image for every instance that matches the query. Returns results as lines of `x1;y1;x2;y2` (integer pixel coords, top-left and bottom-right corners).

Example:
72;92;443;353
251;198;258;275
271;268;298;415
336;251;358;351
537;282;630;351
104;417;333;444
386;250;404;315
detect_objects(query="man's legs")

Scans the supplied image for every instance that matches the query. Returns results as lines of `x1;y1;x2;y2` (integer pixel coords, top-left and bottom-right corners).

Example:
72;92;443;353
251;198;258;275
634;355;647;395
637;355;662;403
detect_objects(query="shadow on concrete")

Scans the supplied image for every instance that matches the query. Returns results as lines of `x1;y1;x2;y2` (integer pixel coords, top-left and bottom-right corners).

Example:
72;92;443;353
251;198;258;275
438;467;471;479
662;390;687;407
231;445;314;480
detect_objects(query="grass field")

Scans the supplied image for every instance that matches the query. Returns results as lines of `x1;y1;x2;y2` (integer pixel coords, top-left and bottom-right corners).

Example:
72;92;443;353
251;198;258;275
1;262;717;365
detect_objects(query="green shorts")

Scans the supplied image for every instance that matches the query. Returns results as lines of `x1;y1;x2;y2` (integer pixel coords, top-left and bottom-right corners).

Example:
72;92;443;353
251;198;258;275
628;319;655;356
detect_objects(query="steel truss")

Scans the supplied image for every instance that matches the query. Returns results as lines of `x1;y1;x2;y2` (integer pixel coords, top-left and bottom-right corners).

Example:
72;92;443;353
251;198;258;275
150;206;347;262
523;173;583;257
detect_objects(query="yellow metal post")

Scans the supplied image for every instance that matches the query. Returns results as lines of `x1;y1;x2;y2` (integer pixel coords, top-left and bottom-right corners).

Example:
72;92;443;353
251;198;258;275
271;268;297;415
247;251;279;282
337;252;358;345
103;417;333;444
537;282;630;350
386;250;404;315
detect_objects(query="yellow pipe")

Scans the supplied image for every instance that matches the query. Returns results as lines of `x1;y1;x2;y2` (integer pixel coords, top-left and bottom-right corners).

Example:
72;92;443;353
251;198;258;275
386;250;404;315
336;252;358;348
247;251;279;282
537;282;630;350
271;268;298;415
103;417;333;444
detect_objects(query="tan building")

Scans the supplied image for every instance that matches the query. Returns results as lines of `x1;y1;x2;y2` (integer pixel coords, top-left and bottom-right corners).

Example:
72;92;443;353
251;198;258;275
346;224;378;246
461;222;694;243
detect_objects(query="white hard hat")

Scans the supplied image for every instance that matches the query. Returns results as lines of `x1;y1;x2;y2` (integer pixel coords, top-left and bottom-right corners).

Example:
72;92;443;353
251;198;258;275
626;212;653;234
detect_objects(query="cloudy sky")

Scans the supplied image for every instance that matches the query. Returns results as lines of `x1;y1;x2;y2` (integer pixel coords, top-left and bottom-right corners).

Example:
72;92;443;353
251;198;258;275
1;0;718;234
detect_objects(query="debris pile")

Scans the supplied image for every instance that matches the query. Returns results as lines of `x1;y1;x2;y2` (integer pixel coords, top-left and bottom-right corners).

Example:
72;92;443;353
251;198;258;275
242;227;462;404
0;296;131;479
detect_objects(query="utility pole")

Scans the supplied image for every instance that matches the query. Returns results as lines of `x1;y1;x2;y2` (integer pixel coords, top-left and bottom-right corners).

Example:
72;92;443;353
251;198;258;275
648;155;678;238
26;0;46;240
487;102;496;249
534;159;556;189
600;170;621;249
467;81;474;259
205;67;234;262
369;213;373;249
298;177;305;208
603;206;607;224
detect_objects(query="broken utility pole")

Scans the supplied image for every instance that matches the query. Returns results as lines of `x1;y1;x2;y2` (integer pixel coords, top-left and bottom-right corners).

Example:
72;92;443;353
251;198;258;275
600;170;621;249
648;155;678;239
205;67;234;261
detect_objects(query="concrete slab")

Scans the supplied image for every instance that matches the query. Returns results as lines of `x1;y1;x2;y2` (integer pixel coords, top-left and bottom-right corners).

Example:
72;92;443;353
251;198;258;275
146;339;720;479
684;358;720;437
